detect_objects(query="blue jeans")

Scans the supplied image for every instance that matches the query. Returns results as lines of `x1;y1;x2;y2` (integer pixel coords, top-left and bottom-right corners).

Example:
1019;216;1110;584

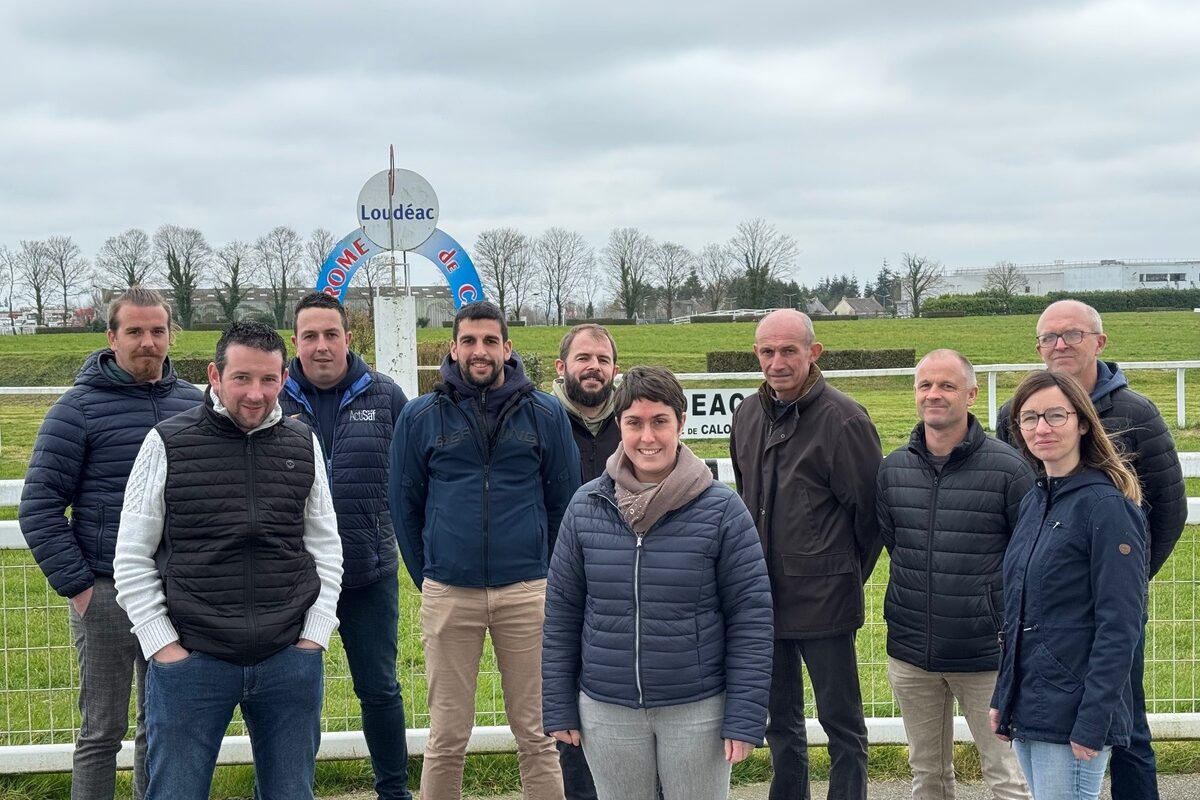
1110;624;1157;800
143;645;324;800
1013;739;1110;800
339;574;411;800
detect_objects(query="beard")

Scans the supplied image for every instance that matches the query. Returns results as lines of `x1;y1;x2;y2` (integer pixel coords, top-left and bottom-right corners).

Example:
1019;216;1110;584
564;370;613;408
459;356;503;388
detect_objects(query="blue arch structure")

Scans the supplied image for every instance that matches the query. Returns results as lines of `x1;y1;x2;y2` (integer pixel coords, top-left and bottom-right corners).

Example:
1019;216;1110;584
314;228;484;307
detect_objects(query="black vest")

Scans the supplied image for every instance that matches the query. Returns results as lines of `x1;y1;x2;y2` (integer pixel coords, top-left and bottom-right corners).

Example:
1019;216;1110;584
569;412;621;484
156;403;319;665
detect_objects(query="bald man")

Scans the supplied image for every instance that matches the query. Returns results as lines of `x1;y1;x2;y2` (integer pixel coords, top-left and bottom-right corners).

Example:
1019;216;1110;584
730;310;883;800
998;299;1186;800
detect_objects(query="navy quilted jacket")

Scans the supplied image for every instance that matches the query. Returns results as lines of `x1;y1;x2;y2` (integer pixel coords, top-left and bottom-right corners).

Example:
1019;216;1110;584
19;350;204;597
542;473;774;745
281;353;408;588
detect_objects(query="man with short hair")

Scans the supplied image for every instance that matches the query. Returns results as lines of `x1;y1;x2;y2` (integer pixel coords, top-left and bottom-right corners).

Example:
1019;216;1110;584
113;321;344;800
550;323;620;800
730;309;882;800
878;349;1034;800
19;286;203;800
998;299;1186;800
390;301;579;800
281;292;411;800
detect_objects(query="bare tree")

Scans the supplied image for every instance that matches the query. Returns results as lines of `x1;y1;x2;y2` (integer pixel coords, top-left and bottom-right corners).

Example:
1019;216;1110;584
0;246;17;333
899;252;946;318
577;255;603;319
18;240;53;325
213;240;253;323
475;227;536;319
983;260;1027;303
305;228;336;277
154;225;210;329
694;243;736;312
533;228;591;326
652;242;693;320
96;228;154;288
44;236;89;324
602;227;654;320
729;218;798;309
255;226;304;327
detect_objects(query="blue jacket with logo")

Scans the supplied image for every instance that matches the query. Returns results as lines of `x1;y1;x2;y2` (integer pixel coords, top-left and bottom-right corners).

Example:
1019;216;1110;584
19;350;204;598
991;469;1148;749
281;352;407;588
388;353;580;589
541;473;774;745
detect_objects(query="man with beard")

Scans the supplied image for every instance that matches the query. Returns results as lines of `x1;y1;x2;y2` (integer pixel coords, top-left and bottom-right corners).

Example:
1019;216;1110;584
389;301;580;800
549;324;619;800
20;286;203;800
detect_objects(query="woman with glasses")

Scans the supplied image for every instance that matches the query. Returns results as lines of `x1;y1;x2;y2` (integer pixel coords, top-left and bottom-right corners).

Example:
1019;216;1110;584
990;370;1148;800
541;366;773;800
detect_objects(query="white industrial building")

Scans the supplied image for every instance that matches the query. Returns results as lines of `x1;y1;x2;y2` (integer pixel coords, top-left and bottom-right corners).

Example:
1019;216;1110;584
943;258;1200;296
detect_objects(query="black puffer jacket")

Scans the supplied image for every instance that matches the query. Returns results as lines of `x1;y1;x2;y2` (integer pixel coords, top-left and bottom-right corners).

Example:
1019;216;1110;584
877;416;1035;672
567;413;621;483
19;350;203;597
998;360;1185;576
542;474;774;745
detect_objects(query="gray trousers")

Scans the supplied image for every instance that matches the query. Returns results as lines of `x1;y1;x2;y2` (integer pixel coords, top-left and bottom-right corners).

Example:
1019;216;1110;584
579;692;732;800
69;576;147;800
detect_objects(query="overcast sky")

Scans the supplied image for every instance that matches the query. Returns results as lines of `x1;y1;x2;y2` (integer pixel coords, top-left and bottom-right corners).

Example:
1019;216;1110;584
2;0;1197;289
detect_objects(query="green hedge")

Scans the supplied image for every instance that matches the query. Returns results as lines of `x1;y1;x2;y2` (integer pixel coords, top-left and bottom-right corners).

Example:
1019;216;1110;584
565;318;638;326
706;349;915;372
924;288;1200;316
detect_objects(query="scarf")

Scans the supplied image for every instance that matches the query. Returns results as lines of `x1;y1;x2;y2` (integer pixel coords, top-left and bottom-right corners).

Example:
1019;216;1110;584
605;441;713;535
551;377;617;436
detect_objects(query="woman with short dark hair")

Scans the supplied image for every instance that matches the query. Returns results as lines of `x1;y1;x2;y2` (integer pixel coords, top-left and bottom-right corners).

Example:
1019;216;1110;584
542;366;773;800
990;370;1148;800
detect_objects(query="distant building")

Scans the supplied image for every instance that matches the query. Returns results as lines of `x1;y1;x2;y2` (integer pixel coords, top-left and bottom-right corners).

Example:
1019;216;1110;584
804;297;831;315
942;258;1200;296
832;296;887;317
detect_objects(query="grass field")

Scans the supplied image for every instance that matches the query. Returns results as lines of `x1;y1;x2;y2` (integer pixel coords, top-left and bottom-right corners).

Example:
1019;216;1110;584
0;312;1196;797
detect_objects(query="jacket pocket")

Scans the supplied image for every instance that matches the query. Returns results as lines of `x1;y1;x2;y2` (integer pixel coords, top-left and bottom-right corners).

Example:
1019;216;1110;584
782;553;856;578
1035;642;1082;693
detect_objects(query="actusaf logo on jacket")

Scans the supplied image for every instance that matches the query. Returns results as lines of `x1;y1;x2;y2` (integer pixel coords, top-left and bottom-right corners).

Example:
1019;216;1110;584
348;409;376;422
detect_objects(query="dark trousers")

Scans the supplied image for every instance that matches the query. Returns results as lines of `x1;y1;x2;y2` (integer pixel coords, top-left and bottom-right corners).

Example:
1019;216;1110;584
339;574;412;800
558;739;598;800
767;635;868;800
1110;624;1158;800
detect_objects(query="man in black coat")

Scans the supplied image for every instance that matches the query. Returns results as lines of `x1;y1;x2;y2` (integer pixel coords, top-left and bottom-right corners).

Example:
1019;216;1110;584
549;323;620;800
19;286;203;800
877;350;1034;800
996;300;1187;800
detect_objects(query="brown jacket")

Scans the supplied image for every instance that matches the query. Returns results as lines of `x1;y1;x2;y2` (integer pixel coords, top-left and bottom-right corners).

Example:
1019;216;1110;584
730;367;882;639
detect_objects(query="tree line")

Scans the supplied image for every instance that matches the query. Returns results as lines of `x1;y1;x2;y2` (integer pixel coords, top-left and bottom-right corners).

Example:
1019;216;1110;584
2;218;1021;330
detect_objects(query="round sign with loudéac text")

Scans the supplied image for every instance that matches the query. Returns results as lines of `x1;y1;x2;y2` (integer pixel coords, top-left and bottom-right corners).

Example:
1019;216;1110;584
356;169;439;251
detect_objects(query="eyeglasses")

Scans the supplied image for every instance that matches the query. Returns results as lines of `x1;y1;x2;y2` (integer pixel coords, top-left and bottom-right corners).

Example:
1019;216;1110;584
1017;407;1077;430
1035;330;1101;348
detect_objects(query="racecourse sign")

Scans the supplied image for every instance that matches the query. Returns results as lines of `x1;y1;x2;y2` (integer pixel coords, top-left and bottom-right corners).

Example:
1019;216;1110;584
356;168;440;251
680;388;752;439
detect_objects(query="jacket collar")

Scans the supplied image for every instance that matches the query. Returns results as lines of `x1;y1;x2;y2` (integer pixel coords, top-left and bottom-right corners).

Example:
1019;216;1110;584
906;414;986;465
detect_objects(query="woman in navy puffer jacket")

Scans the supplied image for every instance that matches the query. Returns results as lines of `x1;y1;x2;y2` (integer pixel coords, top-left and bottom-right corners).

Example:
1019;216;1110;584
542;366;773;800
990;370;1148;800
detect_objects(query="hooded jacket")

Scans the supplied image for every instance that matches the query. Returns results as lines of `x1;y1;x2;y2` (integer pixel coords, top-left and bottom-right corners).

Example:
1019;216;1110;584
281;352;408;588
990;469;1147;749
877;415;1035;672
388;353;581;589
997;360;1185;576
729;367;883;638
19;349;204;597
541;472;773;745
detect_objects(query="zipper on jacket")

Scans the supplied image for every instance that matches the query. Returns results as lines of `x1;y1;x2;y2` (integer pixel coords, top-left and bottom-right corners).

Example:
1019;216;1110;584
244;437;260;655
924;474;940;669
634;531;645;705
483;465;491;586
